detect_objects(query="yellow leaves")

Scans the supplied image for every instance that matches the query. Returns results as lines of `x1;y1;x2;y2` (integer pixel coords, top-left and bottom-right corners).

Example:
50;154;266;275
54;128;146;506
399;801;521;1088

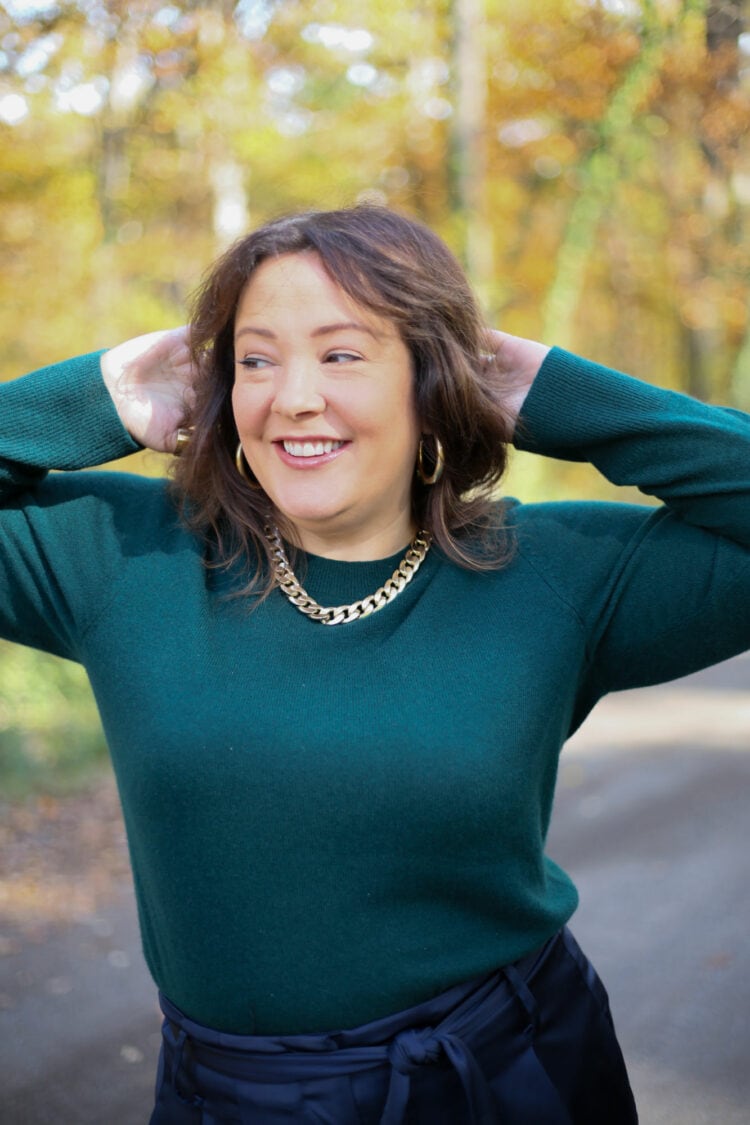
680;278;728;331
680;279;748;337
605;28;642;67
0;0;747;400
195;8;227;49
723;294;749;340
1;202;35;245
678;4;709;62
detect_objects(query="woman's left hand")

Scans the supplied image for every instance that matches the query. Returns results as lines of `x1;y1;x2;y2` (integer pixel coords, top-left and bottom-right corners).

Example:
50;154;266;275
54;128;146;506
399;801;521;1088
483;329;551;433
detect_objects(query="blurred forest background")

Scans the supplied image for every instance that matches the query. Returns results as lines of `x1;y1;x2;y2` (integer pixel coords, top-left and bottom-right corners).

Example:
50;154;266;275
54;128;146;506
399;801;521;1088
0;0;749;792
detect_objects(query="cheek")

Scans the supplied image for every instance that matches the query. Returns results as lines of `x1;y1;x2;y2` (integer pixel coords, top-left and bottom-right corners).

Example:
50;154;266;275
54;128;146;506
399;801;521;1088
231;385;264;437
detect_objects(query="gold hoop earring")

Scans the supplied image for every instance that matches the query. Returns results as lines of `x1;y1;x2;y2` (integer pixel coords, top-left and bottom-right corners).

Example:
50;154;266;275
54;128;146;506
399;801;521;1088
173;426;194;457
235;442;262;489
417;436;445;486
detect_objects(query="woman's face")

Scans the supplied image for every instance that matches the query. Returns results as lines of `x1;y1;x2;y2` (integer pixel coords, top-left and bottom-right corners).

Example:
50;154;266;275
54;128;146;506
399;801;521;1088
231;252;421;559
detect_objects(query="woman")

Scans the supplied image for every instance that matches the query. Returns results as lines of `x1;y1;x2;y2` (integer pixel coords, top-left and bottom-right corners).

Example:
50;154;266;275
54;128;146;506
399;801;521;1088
2;205;748;1123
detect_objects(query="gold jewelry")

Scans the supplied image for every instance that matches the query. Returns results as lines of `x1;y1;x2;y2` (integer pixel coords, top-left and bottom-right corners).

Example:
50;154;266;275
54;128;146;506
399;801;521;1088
417;437;445;485
174;426;193;456
235;442;262;488
265;526;432;625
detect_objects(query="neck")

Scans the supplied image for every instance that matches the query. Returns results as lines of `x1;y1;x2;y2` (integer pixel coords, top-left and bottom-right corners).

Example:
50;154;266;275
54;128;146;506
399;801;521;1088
281;515;418;562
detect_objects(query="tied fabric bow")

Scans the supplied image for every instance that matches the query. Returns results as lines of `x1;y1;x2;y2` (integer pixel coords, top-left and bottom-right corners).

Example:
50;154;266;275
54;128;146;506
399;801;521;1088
378;999;572;1124
382;1026;499;1123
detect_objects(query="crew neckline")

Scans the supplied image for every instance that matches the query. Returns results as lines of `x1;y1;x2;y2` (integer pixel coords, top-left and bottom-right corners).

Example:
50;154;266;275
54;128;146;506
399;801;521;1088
295;539;435;606
301;542;414;567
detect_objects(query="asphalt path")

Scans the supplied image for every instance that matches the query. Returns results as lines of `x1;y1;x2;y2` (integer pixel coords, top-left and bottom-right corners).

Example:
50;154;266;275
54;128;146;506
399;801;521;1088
1;653;749;1124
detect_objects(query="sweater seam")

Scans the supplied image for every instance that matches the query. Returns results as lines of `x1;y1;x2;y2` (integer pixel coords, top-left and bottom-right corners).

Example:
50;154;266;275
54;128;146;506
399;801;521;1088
18;499;122;658
589;543;750;697
514;541;592;658
514;502;680;672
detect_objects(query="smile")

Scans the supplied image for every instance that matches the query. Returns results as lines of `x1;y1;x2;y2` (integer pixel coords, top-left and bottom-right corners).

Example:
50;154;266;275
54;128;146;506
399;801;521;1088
282;440;344;458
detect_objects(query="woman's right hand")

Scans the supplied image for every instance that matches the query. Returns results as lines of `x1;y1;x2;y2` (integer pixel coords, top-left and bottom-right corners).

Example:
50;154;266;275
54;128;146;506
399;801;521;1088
100;327;197;453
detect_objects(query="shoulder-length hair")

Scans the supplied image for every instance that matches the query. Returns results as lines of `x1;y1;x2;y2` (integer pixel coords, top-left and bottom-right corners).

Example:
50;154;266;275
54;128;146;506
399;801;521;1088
172;204;514;596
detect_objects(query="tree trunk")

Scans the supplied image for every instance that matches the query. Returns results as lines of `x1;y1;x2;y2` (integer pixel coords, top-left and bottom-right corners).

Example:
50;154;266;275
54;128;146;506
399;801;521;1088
450;0;492;294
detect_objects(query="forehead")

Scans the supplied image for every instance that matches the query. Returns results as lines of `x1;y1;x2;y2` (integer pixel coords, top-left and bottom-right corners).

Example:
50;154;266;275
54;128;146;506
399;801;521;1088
235;252;394;336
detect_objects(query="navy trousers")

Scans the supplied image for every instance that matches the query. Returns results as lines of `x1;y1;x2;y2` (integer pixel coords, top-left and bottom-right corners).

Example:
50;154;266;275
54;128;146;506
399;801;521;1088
149;928;638;1124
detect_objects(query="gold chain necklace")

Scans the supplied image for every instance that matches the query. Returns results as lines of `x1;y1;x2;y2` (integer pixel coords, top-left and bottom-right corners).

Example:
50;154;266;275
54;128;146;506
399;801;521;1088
264;526;432;625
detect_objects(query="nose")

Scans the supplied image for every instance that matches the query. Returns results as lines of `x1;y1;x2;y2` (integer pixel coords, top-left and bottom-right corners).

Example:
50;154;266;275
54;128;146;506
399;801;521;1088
270;362;326;419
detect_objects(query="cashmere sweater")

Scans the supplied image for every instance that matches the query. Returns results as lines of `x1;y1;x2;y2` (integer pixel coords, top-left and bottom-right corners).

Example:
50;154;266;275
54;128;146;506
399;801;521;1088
1;348;748;1036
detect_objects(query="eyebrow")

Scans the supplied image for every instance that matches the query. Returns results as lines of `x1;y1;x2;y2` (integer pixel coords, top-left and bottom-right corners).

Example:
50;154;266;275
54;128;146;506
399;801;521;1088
234;321;380;342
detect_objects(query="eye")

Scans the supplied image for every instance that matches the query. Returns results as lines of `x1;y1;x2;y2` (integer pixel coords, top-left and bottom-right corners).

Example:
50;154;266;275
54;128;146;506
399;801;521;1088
237;355;273;370
324;350;361;364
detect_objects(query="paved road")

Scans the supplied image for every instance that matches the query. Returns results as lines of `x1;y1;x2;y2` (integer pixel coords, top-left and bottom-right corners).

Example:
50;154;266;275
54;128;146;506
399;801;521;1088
2;653;749;1124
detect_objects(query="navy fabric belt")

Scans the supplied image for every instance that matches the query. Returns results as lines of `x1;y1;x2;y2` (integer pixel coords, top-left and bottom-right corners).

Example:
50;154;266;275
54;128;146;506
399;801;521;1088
153;927;637;1124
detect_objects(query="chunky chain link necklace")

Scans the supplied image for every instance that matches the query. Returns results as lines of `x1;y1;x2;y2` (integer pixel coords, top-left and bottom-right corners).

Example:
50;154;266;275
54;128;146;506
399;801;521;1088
264;526;432;625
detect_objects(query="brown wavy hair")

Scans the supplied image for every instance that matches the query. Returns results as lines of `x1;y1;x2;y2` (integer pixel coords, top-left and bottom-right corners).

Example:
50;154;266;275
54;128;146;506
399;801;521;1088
172;204;514;594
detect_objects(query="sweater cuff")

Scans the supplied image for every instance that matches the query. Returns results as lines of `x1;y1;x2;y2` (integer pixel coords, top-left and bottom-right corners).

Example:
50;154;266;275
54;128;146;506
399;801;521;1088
2;350;142;470
512;347;660;459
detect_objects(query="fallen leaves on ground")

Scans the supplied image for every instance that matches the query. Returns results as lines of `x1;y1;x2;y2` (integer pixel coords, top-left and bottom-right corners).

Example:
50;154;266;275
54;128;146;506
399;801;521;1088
0;772;132;946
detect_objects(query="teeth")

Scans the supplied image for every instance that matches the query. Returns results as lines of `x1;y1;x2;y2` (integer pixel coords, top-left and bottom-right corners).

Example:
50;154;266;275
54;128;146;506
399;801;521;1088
283;440;343;458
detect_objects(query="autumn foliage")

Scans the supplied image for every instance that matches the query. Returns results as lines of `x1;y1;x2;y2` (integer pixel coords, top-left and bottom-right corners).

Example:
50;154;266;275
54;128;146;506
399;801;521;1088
0;0;747;402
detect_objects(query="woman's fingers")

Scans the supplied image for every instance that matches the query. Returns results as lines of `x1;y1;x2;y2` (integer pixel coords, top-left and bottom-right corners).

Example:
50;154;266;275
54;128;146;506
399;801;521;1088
100;328;199;451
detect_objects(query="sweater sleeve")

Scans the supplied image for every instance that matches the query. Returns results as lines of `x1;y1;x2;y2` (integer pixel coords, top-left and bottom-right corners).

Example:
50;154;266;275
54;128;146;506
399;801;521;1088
0;353;143;659
513;348;750;708
0;351;140;490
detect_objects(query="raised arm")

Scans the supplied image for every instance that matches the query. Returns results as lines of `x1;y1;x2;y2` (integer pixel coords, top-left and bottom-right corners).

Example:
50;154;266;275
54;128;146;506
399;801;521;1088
514;345;750;547
0;327;194;500
489;336;750;706
0;329;196;659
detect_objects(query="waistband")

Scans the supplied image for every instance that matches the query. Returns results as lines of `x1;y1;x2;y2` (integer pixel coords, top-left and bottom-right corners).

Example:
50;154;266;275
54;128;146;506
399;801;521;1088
159;927;575;1124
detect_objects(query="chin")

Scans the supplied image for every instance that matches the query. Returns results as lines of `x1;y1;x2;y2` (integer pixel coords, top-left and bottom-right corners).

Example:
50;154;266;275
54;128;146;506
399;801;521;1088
272;503;352;535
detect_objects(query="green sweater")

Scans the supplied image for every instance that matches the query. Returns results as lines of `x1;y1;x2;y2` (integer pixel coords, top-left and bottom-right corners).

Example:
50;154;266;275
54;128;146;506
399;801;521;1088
1;349;748;1035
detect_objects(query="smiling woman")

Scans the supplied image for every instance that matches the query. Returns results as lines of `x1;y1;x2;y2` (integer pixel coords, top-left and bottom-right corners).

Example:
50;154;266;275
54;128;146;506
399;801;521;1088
2;204;749;1123
173;205;519;598
231;252;421;559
